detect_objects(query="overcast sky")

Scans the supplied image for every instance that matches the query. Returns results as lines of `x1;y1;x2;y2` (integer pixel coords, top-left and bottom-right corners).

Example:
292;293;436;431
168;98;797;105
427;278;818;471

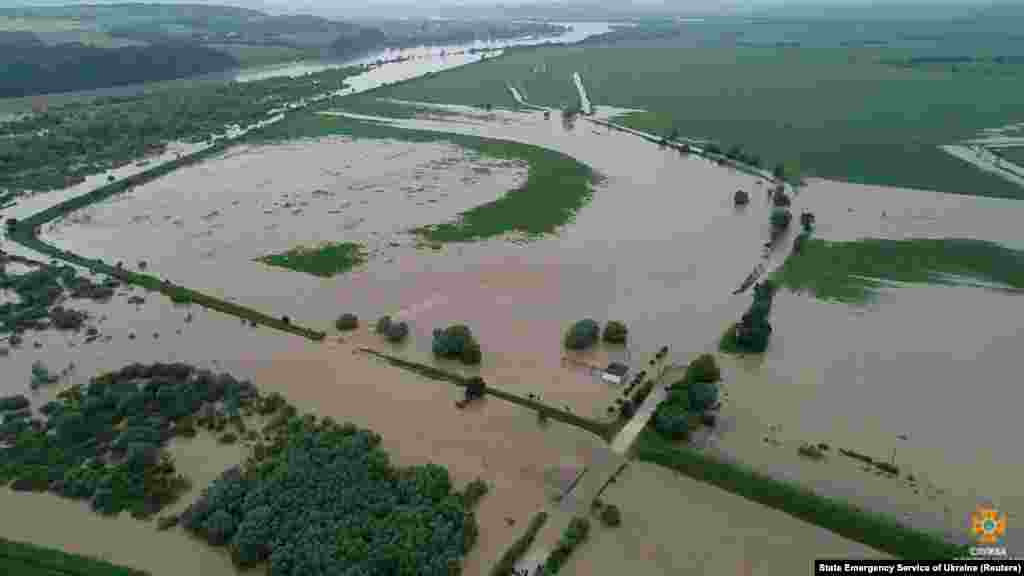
9;0;1005;20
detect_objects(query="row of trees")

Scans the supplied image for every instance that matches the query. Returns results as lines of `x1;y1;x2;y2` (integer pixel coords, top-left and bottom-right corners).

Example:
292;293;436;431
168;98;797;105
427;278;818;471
564;319;628;350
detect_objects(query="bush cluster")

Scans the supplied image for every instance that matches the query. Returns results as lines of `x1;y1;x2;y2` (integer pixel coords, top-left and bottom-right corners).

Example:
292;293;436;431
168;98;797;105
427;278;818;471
539;516;590;575
181;416;478;576
0;362;265;521
721;280;777;354
433;324;482;365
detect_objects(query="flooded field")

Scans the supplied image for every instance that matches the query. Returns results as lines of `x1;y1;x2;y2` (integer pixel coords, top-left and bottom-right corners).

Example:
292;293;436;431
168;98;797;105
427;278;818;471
566;461;884;576
44;106;772;419
243;341;608;575
0;280;302;399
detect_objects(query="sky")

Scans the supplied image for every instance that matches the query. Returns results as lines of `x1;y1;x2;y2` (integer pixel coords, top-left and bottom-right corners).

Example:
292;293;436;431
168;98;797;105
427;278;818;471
7;0;1006;20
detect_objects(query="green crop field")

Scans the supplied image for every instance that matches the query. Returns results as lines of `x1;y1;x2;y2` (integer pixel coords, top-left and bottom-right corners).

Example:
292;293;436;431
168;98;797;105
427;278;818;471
0;538;149;576
775;237;1024;304
361;41;1024;199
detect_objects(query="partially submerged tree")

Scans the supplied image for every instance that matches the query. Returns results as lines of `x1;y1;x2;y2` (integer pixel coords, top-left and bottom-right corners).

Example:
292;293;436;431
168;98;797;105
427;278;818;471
564;319;600;350
335;313;358;331
602;321;628;344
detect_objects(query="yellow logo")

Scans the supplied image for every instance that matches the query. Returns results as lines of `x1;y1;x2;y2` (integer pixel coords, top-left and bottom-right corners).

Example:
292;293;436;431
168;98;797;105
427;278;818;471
971;506;1007;545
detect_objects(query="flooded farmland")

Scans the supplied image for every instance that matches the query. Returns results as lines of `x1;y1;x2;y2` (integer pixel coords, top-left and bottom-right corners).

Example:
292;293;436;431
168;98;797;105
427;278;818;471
43;107;774;420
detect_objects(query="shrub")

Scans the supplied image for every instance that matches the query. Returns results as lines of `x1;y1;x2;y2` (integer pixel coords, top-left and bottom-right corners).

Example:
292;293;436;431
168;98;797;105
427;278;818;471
599;503;622;527
464;376;486;402
462;478;489;509
384;320;409;343
684;354;721;384
335;313;358;331
800;211;816;231
770;208;792;230
540;516;590;575
602;321;628;344
219;432;238;445
652;403;691;440
204;509;238;546
375;315;392;334
688;381;720;413
798;443;826;461
564;319;600;350
461;341;482;365
433;324;481;365
0;395;30;412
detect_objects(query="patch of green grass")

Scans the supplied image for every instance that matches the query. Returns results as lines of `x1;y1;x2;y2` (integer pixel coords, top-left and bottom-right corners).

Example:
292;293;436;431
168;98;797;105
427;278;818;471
775;237;1024;304
255;241;366;278
0;538;149;576
359;42;1024;198
252;112;599;243
632;426;967;559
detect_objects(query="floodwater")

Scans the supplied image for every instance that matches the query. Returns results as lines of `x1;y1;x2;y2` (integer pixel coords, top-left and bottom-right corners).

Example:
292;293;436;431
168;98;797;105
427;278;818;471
566;461;884;576
708;177;1024;549
44;105;773;420
0;22;612;110
230;22;613;83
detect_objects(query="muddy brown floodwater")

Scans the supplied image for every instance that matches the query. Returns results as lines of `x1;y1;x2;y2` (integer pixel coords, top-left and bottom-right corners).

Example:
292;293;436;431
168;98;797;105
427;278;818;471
12;100;1024;565
44;108;774;421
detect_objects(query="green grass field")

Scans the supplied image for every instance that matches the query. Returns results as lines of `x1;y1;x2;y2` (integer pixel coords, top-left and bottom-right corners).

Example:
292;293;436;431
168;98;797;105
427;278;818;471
0;538;149;576
251;112;599;243
775;237;1024;303
256;241;367;277
363;43;1024;199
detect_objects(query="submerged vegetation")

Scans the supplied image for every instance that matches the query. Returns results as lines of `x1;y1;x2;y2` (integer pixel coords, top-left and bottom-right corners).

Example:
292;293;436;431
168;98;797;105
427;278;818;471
263;112;599;243
633;426;966;559
256;242;367;278
181;415;478;575
776;238;1024;304
0;537;150;576
0;362;271;519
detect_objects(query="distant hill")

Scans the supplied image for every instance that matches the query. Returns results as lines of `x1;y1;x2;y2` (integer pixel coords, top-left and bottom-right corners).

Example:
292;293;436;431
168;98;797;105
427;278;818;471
0;3;388;96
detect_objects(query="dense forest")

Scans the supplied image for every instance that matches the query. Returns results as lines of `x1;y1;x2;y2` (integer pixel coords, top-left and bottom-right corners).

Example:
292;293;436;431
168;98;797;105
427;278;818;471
0;42;240;98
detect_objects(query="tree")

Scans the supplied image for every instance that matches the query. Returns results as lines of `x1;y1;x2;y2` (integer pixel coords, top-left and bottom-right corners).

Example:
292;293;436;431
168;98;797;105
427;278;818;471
734;190;750;206
335;313;358;331
384;320;409;343
770;208;792;230
375;315;392;334
688;380;720;412
773;162;786;180
564;319;600;350
602;321;628;344
684;353;721;384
